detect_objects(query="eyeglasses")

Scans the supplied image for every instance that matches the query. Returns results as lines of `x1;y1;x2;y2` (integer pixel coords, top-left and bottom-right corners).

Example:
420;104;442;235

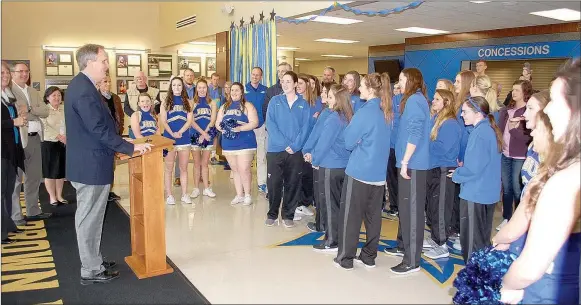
14;70;30;74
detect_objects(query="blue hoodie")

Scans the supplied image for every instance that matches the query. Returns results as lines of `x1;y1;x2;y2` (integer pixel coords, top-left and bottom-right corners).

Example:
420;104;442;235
266;94;311;153
245;82;268;127
390;94;403;149
395;92;431;170
429;116;462;169
452;119;501;204
344;98;391;183
351;94;365;113
303;108;332;154
308;96;325;131
312;111;350;169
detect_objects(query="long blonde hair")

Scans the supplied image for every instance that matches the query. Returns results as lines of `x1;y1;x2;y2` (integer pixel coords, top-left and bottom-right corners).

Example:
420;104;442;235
430;89;456;140
471;75;499;113
362;72;393;122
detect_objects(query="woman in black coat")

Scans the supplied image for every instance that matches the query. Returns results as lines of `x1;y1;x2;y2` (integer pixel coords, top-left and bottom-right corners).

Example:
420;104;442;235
1;61;26;244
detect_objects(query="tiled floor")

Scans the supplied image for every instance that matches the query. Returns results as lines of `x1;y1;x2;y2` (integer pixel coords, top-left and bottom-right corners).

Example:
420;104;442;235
113;162;469;304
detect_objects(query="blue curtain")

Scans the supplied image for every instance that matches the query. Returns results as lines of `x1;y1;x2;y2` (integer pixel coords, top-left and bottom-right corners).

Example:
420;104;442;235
230;20;277;87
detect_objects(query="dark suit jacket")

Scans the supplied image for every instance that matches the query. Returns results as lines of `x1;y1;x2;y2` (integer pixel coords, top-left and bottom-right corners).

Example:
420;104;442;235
262;81;283;123
65;73;133;185
1;96;25;172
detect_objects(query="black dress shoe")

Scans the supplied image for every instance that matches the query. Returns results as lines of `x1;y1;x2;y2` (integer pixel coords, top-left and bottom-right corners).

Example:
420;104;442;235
108;192;121;201
80;270;120;285
26;212;52;220
102;261;117;269
2;238;16;244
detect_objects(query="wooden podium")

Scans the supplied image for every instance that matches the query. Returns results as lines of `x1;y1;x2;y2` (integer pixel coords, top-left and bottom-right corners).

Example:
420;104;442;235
117;135;175;279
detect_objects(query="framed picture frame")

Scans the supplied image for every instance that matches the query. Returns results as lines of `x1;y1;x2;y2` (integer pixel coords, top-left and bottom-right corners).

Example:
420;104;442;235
148;54;173;78
177;56;202;78
44;51;75;77
116;53;142;78
206;57;216;76
117;79;128;95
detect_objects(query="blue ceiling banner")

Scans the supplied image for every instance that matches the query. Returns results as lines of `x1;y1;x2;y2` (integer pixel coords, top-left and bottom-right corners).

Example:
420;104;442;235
275;1;425;24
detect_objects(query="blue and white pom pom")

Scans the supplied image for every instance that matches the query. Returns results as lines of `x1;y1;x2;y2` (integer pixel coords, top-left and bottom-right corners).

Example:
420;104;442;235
190;127;220;149
453;246;517;305
219;118;240;140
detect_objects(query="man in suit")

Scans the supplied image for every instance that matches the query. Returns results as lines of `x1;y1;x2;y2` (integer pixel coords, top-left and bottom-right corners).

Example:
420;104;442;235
66;44;151;285
10;62;52;225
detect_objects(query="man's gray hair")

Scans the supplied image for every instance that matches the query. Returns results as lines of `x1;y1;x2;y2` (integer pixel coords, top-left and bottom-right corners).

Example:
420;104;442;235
278;61;292;71
8;61;29;72
76;44;104;71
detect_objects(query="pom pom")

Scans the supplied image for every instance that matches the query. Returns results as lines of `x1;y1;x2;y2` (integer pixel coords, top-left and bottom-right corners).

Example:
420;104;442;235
190;127;220;148
453;246;517;305
163;149;168;157
219;118;240;140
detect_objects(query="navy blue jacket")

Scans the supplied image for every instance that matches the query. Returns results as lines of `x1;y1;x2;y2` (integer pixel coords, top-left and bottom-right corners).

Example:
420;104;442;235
344;98;391;183
65;73;134;185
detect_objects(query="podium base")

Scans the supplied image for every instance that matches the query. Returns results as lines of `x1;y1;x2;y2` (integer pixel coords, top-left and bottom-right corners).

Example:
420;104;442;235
125;255;174;279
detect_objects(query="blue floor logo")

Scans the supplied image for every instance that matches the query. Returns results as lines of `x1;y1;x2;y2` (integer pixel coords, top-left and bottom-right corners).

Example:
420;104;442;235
278;231;465;286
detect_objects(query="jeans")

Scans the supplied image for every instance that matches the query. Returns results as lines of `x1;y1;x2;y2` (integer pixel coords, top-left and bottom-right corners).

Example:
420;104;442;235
501;154;524;220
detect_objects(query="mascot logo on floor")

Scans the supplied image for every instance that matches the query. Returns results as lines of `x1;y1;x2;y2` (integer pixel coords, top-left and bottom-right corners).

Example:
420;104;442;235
278;231;465;286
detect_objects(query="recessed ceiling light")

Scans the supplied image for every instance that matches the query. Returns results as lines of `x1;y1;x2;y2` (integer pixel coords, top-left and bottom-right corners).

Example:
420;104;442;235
321;54;353;58
315;38;359;44
395;27;450;35
469;1;491;3
277;46;300;50
530;8;581;21
296;15;362;25
295;58;311;61
189;41;216;46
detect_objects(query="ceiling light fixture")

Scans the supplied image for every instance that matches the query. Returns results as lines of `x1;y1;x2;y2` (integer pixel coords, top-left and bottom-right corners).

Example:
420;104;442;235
297;15;362;25
315;38;359;44
395;27;450;35
530;8;581;21
295;58;311;61
321;54;353;58
189;41;216;46
277;46;300;50
469;1;491;3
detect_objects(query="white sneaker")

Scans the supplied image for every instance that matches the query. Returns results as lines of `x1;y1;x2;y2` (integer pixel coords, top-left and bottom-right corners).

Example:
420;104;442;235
295;205;314;216
423;238;439;249
452;239;462;251
166;195;176;205
243;195;252;206
190;188;200;198
424;244;450;259
203;188;216;198
293;214;302;221
496;219;508;231
231;196;244;205
181;194;192;204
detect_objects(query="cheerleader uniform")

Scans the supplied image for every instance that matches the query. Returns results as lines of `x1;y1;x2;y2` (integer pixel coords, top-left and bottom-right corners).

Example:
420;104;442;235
303;107;332;231
311;111;350;251
130;110;157;139
335;97;390;269
389;90;431;274
162;95;190;150
424;114;462;258
220;101;257;155
452;118;501;263
191;96;214;150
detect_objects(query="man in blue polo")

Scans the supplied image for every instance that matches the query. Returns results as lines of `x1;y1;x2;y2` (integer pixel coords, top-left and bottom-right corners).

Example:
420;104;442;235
245;67;268;194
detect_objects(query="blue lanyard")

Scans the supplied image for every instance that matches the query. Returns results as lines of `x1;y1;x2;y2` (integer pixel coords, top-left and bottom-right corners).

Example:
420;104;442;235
3;99;20;144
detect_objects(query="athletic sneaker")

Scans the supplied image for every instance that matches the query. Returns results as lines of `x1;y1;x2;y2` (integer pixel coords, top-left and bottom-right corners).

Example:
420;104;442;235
452;238;462;251
203;188;216;198
295;205;314;216
333;258;353;271
424;244;450;259
243;195;252;206
283;219;295;228
258;184;267;194
384;247;404;257
181;194;192;204
306;222;320;232
496;219;508;231
313;243;338;253
265;218;278;227
448;232;460;242
423;238;439;249
190;188;200;198
231;196;244;205
390;262;420;275
293;214;302;221
166;195;176;205
354;256;376;269
386;208;398;217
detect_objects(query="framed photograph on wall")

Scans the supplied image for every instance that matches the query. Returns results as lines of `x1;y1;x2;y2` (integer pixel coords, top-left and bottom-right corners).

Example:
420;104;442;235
116;53;142;78
148;54;172;78
117;79;128;95
206;57;216;75
44;50;75;76
177;56;202;78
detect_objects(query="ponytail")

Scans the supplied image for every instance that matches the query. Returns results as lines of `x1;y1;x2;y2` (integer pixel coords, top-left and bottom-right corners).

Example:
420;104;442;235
485;87;499;113
380;72;394;123
487;113;503;152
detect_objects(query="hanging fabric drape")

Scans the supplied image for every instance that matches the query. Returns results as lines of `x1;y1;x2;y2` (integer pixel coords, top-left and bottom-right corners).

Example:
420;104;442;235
230;20;277;87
